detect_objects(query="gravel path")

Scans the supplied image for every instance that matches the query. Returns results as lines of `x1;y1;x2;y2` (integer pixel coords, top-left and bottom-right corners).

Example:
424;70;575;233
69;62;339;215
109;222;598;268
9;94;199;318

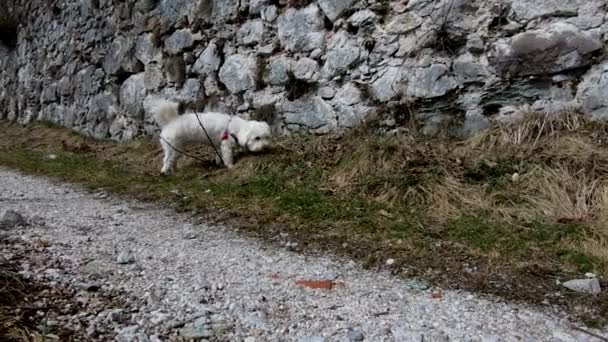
0;168;606;342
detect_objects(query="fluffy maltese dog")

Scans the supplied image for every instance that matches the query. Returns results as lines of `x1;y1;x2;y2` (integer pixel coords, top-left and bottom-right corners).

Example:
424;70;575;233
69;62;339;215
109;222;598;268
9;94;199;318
149;99;272;175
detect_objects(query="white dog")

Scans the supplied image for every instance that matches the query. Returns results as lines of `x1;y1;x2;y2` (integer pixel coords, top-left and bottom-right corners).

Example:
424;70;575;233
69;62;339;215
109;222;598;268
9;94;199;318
149;99;272;175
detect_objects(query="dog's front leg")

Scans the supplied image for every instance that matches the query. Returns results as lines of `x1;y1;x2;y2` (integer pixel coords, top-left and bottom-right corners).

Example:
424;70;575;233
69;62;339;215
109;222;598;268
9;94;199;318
220;140;236;169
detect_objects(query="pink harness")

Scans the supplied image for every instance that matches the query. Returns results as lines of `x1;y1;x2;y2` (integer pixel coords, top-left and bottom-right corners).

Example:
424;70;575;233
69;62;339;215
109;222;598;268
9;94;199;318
221;118;238;144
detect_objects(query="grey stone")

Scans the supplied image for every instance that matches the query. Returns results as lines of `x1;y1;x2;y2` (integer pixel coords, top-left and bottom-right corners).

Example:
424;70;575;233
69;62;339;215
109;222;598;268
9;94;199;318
283;96;337;131
88;93;119;123
347;329;365;341
336;82;362;106
73;67;104;97
317;0;359;22
426;330;450;342
119;73;147;118
219;54;259;93
481;335;503;342
157;0;196;26
133;0;156;12
395;29;434;57
192;41;222;76
510;0;582;22
404;279;430;291
453;53;489;83
405;64;458;99
576;61;608;120
250;88;284;108
116;251;135;264
257;42;278;56
318;87;336;99
322;31;361;79
250;0;270;15
370;66;404;102
386;13;423;34
277;4;326;52
265;56;293;86
310;48;323;59
29;215;46;226
103;36;136;75
180;325;213;339
466;34;485;54
336;104;369;128
164;29;196;54
116;327;150;342
144;63;165;91
135;33;162;65
238;20;266;46
461;111;491;137
293;58;319;81
567;1;605;30
390;327;424;341
57;76;73;97
177;78;204;103
261;5;279;23
489;22;602;76
40;83;58;103
347;10;377;28
1;210;27;229
204;76;223;96
207;0;240;23
562;278;601;294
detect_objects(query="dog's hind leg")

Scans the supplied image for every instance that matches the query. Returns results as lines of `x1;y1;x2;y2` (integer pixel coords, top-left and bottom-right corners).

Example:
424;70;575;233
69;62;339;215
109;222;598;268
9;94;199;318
160;138;179;175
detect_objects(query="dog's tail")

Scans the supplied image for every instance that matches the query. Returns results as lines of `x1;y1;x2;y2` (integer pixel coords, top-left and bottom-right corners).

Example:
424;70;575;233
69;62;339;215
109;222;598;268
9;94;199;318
149;99;179;127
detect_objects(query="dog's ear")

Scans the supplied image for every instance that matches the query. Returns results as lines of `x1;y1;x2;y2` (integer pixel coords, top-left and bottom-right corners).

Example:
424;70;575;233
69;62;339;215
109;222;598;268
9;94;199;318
235;125;253;148
177;101;186;114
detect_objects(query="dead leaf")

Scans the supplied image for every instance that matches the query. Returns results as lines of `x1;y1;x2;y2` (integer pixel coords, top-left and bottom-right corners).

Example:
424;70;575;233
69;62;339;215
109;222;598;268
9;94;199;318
295;279;345;290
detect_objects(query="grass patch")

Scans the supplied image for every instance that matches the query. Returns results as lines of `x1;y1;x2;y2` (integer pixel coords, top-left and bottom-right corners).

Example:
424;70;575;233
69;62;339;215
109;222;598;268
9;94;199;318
1;113;608;326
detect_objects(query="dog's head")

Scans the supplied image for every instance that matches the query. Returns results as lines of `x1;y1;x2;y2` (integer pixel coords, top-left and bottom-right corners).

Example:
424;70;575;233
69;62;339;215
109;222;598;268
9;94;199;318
239;121;272;152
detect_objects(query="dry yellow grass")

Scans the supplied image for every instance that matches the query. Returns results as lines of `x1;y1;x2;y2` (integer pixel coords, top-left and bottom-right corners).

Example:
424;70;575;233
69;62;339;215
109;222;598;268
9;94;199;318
470;110;586;149
523;167;608;222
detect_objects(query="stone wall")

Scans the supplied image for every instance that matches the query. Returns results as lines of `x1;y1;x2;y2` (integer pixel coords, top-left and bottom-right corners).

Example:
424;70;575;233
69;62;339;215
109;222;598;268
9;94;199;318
0;0;607;140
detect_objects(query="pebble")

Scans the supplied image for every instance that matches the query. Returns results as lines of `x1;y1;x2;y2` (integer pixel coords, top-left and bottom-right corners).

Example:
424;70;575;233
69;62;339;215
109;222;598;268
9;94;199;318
562;278;601;294
116;251;135;264
30;215;46;226
481;335;502;342
179;325;214;339
386;259;395;266
404;279;430;291
0;209;27;229
347;329;365;341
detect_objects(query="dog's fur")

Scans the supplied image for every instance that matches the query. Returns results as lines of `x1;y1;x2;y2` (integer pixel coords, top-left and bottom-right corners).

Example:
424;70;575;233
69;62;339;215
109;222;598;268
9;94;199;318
150;99;272;175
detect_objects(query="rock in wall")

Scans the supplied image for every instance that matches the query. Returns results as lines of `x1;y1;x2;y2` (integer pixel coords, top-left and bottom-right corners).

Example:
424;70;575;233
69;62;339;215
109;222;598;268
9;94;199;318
0;0;607;140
